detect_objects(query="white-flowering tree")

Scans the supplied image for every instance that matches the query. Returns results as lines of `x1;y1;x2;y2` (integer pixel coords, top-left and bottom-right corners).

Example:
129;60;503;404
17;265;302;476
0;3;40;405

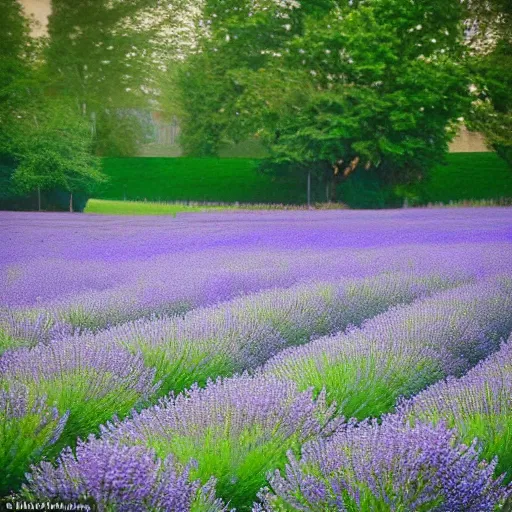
45;0;191;156
464;0;512;167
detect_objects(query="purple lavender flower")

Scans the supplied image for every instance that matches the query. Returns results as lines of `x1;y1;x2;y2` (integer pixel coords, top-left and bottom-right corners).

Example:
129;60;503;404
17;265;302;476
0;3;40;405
3;266;467;352
94;374;338;509
257;416;511;511
78;271;462;397
2;206;512;508
3;207;512;345
0;336;157;454
0;310;72;351
403;333;512;482
264;277;512;419
0;383;68;495
22;437;228;511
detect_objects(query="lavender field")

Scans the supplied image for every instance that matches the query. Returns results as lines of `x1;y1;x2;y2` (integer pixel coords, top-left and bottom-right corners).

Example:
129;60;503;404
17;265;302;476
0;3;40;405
1;207;512;511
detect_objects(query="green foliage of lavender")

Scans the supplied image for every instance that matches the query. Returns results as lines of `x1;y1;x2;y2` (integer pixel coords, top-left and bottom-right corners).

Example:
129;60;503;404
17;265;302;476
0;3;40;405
0;338;157;462
104;272;462;397
0;327;18;354
257;416;510;511
0;384;67;495
0;271;460;498
19;276;512;509
404;334;512;483
264;278;512;419
21;438;228;512
92;375;338;510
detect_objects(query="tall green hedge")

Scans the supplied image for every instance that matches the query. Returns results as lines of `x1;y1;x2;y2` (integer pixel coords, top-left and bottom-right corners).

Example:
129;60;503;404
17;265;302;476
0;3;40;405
404;153;512;204
95;158;309;204
94;153;512;208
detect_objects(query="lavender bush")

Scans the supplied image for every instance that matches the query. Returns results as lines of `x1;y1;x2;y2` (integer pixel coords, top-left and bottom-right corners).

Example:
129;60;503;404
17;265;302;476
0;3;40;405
1;208;512;505
264;277;512;419
0;337;157;456
256;416;511;511
90;272;464;396
0;383;68;495
3;208;512;345
404;333;512;483
0;272;466;499
0;310;72;351
94;374;338;510
22;438;228;512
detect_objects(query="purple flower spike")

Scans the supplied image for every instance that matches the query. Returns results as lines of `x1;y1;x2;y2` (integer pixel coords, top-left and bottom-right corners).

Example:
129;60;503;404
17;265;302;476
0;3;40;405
23;437;228;511
1;383;68;495
258;416;511;511
264;277;512;418
403;333;512;483
0;336;157;456
80;374;337;508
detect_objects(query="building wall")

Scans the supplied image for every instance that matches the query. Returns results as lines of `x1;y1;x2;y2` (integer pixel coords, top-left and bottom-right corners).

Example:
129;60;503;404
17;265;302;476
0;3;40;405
19;0;50;36
449;126;491;153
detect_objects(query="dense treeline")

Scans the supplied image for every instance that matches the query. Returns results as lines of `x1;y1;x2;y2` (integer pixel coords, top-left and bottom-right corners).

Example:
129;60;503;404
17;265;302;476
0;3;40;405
1;0;511;210
1;0;177;211
167;0;512;201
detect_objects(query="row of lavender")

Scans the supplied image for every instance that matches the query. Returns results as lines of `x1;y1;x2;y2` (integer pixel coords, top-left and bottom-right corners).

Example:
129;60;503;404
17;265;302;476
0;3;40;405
3;207;512;347
1;271;463;494
4;242;509;348
259;333;512;510
4;277;512;509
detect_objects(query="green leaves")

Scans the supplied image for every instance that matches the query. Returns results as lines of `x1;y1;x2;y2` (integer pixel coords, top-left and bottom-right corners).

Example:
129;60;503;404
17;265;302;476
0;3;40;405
171;0;470;199
467;41;512;168
10;99;105;196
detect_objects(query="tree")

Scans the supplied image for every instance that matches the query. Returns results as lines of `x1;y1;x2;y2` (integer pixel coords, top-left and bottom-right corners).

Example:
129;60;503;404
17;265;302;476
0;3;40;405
169;0;469;200
166;0;313;156
233;0;469;201
11;100;105;212
0;0;105;211
467;40;512;166
44;0;163;156
464;0;512;167
0;0;34;204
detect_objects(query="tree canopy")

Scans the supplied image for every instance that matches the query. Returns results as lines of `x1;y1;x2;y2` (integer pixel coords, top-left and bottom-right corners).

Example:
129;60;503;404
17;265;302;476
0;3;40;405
464;0;512;167
44;0;162;156
0;0;105;210
168;0;470;199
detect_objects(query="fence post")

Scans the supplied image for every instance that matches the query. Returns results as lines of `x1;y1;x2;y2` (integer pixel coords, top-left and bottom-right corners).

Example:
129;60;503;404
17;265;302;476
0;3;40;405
307;171;311;208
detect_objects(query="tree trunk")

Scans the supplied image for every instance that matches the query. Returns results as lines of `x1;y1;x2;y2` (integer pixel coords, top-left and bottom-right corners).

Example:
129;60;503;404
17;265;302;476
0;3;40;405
37;186;41;212
307;171;311;208
325;182;330;202
91;111;97;137
329;175;340;203
329;157;361;203
69;192;73;213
